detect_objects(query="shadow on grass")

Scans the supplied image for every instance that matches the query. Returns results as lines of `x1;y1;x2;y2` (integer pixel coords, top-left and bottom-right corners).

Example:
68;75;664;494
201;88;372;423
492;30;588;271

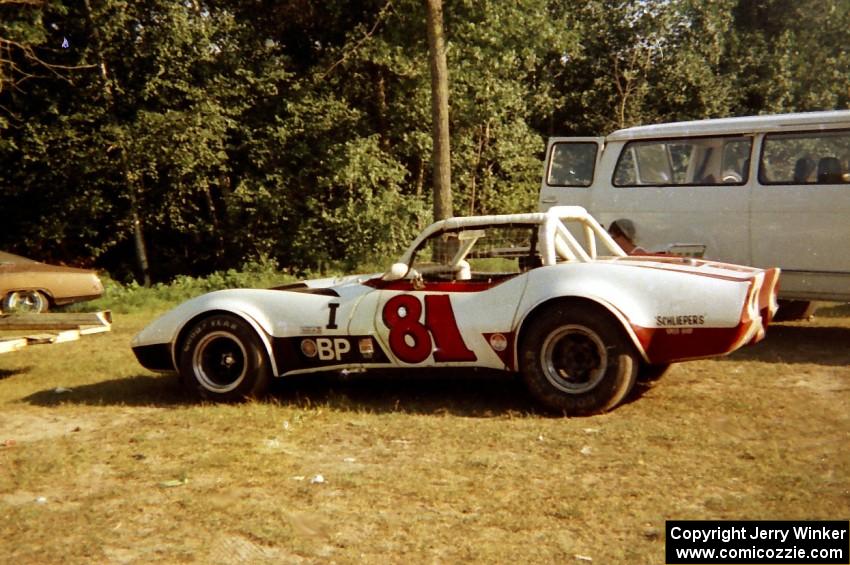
23;374;187;407
20;369;656;417
269;369;543;416
816;303;850;318
0;366;31;380
721;324;850;366
19;369;542;416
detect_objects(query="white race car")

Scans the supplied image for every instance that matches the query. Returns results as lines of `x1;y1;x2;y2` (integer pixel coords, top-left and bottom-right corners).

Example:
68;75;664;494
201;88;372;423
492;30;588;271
132;206;779;415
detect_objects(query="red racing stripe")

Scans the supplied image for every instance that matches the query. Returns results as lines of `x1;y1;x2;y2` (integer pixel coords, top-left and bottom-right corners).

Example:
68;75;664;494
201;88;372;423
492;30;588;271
631;323;755;364
364;278;512;292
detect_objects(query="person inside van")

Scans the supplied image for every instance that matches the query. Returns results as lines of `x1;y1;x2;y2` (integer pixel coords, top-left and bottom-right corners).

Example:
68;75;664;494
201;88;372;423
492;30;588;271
817;156;843;183
793;157;816;183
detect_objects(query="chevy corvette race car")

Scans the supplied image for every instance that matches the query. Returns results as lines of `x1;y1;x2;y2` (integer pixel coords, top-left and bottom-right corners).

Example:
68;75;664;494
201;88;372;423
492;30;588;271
132;206;779;415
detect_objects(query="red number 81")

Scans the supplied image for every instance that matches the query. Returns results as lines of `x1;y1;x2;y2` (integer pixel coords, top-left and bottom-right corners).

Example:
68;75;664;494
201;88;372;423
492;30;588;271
382;295;477;364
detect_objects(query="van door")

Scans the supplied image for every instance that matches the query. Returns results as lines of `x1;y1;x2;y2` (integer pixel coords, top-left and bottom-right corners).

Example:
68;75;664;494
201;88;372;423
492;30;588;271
591;135;753;264
539;137;604;211
751;129;850;300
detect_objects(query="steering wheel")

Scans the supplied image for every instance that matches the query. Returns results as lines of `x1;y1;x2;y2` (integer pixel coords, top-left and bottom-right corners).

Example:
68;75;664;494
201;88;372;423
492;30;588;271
721;171;742;183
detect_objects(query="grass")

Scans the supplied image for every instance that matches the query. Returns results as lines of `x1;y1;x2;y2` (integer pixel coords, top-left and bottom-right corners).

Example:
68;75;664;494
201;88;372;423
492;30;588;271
0;304;848;563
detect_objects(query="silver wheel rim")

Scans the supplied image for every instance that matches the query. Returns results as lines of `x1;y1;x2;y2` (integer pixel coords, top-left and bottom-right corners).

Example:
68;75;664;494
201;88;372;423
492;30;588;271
540;324;608;394
6;291;46;314
192;331;248;393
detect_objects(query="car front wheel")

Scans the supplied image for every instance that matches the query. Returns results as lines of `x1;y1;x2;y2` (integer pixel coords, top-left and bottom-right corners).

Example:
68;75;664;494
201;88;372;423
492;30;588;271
2;290;48;314
520;304;637;415
178;314;270;401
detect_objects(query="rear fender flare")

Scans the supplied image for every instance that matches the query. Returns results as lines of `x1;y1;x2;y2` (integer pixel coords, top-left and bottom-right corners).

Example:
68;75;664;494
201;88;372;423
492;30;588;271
514;296;649;367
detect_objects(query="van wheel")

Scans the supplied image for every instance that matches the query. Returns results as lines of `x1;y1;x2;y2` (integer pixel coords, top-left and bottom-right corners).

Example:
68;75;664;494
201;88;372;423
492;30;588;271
520;304;637;415
178;314;270;402
773;300;815;322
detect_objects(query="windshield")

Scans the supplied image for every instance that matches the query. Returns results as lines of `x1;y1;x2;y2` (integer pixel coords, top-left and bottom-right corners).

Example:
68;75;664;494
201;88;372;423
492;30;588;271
409;224;541;282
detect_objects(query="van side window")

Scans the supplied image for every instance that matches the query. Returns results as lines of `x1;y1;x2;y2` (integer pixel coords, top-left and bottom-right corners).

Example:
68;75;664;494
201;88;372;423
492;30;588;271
613;143;675;185
547;142;597;187
759;130;850;185
721;140;751;183
613;136;752;187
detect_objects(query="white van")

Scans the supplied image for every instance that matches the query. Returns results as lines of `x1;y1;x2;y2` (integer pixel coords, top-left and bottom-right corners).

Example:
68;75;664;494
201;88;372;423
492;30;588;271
539;110;850;304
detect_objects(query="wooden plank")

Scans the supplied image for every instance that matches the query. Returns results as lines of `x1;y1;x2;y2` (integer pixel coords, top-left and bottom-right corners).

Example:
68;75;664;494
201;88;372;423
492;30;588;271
1;330;84;352
0;311;112;331
52;329;82;343
79;325;111;336
0;311;111;354
0;338;27;354
25;333;59;345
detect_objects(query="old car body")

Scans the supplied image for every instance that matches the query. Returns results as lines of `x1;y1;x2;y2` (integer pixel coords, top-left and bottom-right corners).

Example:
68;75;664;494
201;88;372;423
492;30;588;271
132;206;779;414
0;251;104;314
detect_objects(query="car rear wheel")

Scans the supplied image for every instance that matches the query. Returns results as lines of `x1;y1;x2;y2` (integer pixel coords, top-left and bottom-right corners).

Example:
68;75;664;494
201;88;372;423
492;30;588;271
2;290;48;314
178;314;270;402
520;304;637;415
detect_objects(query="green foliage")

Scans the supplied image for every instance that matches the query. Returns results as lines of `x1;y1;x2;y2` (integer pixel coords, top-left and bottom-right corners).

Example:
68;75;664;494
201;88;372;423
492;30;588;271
729;0;850;113
305;135;430;269
71;256;298;314
549;0;739;133
447;0;576;215
2;0;849;282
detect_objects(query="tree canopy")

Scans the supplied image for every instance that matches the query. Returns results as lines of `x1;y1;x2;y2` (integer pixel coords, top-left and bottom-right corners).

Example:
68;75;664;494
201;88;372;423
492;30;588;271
1;0;848;281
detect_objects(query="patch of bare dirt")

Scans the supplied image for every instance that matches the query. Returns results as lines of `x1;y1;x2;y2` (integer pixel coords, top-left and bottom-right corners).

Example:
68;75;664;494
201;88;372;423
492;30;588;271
0;407;153;444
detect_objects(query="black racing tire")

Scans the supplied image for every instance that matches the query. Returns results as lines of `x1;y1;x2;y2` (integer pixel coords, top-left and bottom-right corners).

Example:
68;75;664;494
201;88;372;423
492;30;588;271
178;314;270;402
638;362;672;382
2;290;49;314
520;303;638;415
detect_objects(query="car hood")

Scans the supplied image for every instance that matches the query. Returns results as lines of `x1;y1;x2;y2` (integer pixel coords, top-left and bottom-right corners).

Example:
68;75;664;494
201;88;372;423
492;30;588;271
132;273;382;351
271;272;383;295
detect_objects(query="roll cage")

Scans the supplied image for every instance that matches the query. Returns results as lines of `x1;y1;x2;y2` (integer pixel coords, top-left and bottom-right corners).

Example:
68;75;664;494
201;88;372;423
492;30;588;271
383;206;626;282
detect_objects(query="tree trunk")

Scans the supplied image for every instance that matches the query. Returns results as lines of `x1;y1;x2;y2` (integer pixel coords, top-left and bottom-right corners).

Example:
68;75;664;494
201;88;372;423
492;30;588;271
131;206;151;286
469;121;490;215
83;0;152;285
372;65;390;152
425;0;453;221
105;67;152;286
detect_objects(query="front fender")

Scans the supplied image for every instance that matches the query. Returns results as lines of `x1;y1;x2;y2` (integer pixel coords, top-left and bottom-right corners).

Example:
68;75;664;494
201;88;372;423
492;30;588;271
132;289;337;375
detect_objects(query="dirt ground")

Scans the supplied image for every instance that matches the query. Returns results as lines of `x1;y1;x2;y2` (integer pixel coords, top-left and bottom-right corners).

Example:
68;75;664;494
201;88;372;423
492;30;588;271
0;310;848;563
